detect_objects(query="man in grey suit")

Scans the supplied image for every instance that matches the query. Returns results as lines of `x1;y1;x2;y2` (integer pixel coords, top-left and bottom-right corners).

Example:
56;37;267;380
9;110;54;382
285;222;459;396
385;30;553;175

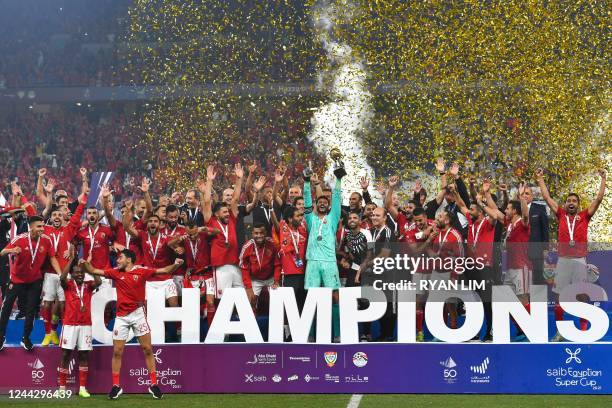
521;185;549;284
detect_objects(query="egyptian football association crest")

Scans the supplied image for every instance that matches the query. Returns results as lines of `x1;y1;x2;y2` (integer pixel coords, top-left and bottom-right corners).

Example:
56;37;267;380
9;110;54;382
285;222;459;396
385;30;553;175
324;351;337;368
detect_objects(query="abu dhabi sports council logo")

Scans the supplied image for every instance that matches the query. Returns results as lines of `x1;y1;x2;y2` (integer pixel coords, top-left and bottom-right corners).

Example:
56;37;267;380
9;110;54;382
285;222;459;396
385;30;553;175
352;352;368;368
469;357;491;384
324;351;338;368
565;348;582;364
440;357;458;384
246;353;277;365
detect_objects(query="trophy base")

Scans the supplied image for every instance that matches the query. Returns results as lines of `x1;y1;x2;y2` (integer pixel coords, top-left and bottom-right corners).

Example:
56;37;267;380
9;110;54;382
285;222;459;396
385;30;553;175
333;167;347;179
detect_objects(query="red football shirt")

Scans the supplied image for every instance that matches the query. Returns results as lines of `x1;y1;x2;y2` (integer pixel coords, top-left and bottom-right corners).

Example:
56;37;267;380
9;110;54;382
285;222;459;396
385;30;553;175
239;239;281;288
505;218;532;270
278;220;307;278
63;279;96;326
112;220;143;264
431;227;464;275
556;208;591;258
163;224;187;276
207;213;239;266
43;203;85;273
134;230;173;281
467;216;495;266
184;231;212;274
402;219;435;273
104;266;156;316
5;233;57;283
76;224;114;269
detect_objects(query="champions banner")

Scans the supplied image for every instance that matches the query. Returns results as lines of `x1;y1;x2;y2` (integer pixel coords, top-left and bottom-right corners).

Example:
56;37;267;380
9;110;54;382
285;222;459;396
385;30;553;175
0;343;609;394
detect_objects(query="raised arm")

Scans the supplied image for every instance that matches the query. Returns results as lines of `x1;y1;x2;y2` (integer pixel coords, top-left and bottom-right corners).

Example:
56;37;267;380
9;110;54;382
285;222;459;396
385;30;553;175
121;202;139;238
101;184;117;228
451;184;470;218
36;168;48;205
468;176;478;202
359;176;373;205
79;168;89;197
139;177;153;220
588;169;607;216
78;259;105;276
535;168;558;214
202;165;216;223
244;160;257;202
480;180;499;225
231;163;244;217
450;163;470;206
329;178;342;225
247;176;266;213
385;176;400;220
311;173;323;199
517;183;530;226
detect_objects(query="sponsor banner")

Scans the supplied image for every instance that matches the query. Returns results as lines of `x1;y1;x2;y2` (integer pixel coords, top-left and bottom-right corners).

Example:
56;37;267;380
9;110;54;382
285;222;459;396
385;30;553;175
0;343;609;394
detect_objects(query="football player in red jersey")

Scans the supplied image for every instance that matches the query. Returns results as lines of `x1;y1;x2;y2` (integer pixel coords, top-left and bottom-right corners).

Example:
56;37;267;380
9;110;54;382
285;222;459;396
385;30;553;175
40;192;87;346
0;216;62;351
75;206;114;272
202;163;244;299
239;223;281;312
537;168;606;341
58;258;102;397
80;250;184;400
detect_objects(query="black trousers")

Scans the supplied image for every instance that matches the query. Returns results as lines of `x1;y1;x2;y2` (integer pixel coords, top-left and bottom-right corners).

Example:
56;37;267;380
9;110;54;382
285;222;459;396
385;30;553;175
281;274;306;313
0;279;43;339
531;256;545;285
468;266;493;336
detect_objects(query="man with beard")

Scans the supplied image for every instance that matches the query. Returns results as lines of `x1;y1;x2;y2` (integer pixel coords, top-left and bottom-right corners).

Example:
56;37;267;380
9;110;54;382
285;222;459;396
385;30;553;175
203;164;244;299
385;176;419;240
303;167;343;341
239;224;281;312
168;224;219;328
40;192;87;347
357;207;394;340
339;210;372;341
102;187;143;264
75;207;114;275
361;202;376;230
428;209;464;338
277;206;308;313
80;251;184;400
403;207;436;341
537;168;606;341
163;205;187;293
0;216;62;351
453;181;499;341
123;214;178;308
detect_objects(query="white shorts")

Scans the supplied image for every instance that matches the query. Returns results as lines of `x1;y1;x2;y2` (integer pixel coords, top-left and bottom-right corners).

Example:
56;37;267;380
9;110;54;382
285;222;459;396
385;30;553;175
252;278;274;296
42;273;65;302
113;307;150;341
213;264;243;298
504;267;532;296
60;325;92;351
146;279;178;300
553;257;587;294
411;272;430;295
189;276;215;296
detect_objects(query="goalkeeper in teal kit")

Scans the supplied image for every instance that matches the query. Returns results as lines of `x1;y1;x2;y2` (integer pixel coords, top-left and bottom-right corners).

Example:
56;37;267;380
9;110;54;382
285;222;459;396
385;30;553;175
302;164;344;339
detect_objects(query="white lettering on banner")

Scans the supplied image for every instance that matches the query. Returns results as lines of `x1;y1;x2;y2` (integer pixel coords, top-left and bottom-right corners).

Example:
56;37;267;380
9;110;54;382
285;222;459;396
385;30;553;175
425;290;484;343
268;287;333;343
146;287;200;344
204;288;264;343
557;283;609;343
88;284;609;344
339;287;387;343
492;285;549;343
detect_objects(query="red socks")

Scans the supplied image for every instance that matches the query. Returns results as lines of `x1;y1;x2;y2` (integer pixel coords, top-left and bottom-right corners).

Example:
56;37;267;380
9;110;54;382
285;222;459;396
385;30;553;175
112;372;120;386
555;304;564;321
58;367;68;386
207;303;216;328
42;308;51;334
150;370;157;385
416;309;424;332
79;366;88;387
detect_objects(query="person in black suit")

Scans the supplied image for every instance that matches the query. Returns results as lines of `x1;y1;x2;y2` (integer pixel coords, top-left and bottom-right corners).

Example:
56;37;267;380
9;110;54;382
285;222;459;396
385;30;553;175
521;185;549;284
